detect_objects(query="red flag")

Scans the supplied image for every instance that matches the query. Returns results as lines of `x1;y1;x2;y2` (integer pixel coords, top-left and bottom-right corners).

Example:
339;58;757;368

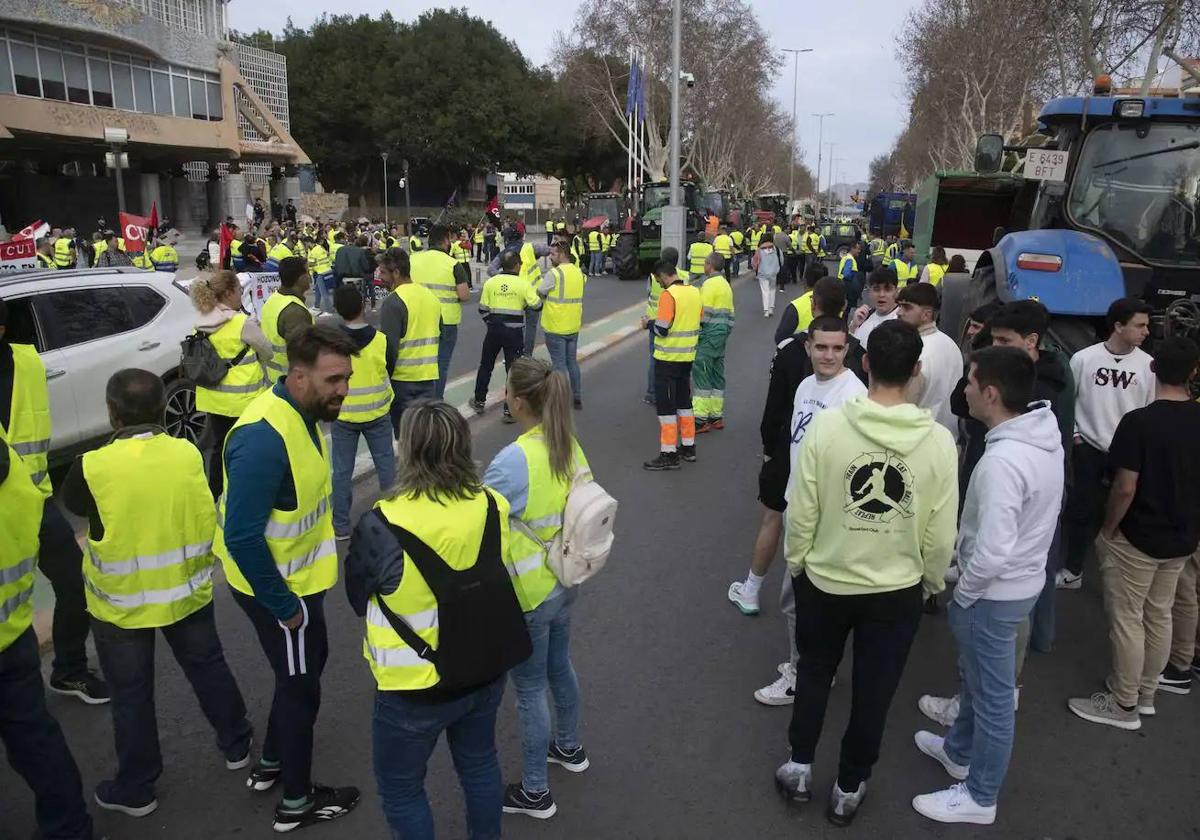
13;220;48;241
485;196;499;216
148;202;159;235
219;222;234;268
119;212;151;252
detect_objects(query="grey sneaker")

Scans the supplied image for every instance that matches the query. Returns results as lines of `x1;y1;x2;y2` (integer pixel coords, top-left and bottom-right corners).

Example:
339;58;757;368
1067;691;1141;731
774;761;812;803
918;694;960;727
914;731;969;781
1137;693;1156;716
827;781;867;827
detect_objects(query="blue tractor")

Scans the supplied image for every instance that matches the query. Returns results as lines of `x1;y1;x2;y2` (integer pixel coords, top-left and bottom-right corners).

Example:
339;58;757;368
939;88;1200;353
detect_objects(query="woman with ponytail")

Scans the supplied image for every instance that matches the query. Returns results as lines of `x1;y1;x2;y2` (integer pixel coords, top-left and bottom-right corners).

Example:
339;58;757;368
484;357;592;820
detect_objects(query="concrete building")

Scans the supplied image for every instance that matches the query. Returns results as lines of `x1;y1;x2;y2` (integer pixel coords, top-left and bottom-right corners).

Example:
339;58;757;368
0;0;308;235
499;172;561;222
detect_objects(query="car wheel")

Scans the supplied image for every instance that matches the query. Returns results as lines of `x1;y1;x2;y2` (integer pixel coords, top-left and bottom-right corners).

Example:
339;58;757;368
164;378;207;445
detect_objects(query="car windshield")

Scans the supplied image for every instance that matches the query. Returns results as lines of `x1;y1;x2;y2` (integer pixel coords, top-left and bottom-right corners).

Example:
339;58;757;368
756;196;785;213
704;193;727;217
586;198;619;222
642;186;671;211
1067;122;1200;267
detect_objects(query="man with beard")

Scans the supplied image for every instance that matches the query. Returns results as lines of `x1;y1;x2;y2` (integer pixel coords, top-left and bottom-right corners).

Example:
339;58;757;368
213;324;361;833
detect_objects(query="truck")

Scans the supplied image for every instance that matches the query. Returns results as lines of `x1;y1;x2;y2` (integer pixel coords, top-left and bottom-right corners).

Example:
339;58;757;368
611;180;706;281
753;193;789;226
579;192;624;230
912;171;1025;273
868;191;916;238
939;87;1200;354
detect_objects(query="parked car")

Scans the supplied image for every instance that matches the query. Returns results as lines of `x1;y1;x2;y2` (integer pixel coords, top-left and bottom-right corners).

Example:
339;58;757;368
820;223;863;258
0;267;204;468
408;216;432;237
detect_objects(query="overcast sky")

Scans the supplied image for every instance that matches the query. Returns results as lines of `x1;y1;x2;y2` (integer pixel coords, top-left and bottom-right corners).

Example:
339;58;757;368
231;0;911;189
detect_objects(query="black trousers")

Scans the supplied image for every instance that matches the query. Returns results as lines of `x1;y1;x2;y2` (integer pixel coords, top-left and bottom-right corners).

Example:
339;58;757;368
1063;442;1109;576
782;254;800;288
38;499;90;680
231;588;329;800
474;323;524;402
788;573;923;790
654;359;692;416
204;413;238;500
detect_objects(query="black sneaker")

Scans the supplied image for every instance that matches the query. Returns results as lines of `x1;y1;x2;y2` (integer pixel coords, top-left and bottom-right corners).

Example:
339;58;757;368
470;398;486;415
643;452;681;471
94;780;158;818
502;406;516;424
573;397;583;410
547;742;590;773
1191;656;1200;678
272;784;360;833
247;760;282;792
225;737;253;771
1158;664;1193;695
502;784;557;820
49;671;111;705
679;444;697;462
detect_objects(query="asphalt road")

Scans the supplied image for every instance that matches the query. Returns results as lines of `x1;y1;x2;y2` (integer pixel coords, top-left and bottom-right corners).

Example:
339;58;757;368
6;274;1200;839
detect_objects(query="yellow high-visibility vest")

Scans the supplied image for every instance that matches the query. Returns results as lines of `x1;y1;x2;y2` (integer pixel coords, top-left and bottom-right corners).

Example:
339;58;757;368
653;284;702;362
411;250;461;326
308;243;333;275
267;243;294;264
259;292;310;382
712;234;733;258
687;241;714;275
698;274;735;327
2;344;52;497
0;431;42;653
53;236;74;267
339;331;393;423
541;262;586;335
645;268;690;319
927;263;947;286
391;283;441;383
194;313;269;417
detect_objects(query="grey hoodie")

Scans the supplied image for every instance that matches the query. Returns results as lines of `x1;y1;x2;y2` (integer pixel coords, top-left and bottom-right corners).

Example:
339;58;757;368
955;402;1065;606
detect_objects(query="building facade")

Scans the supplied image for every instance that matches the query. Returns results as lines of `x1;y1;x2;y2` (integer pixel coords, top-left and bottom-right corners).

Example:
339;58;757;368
499;172;561;221
0;0;308;235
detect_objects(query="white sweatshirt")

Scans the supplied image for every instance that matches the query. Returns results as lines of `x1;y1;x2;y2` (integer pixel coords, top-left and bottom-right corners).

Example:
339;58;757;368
852;306;898;348
788;368;868;480
915;324;962;435
1070;342;1154;451
955;403;1065;606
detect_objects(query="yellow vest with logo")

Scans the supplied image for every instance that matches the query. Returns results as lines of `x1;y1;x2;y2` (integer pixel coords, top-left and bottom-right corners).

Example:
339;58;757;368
214;389;337;597
411;249;461;326
340;331;393;423
259;292;309;381
0;433;42;652
82;434;215;629
645;268;690;319
53;236;74;267
364;488;514;691
392;283;441;383
927;263;947;287
712;234;733;258
481;273;536;326
507;429;590;612
308;243;333;275
267;243;294;264
699;274;735;326
688;241;714;275
195;314;269;417
3;344;52;498
654;284;702;362
541;262;586;335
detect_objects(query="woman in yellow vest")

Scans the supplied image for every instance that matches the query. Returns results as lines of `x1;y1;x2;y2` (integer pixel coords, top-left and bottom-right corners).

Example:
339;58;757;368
190;271;272;498
921;246;950;287
351;401;525;838
483;357;592;819
538;242;586;408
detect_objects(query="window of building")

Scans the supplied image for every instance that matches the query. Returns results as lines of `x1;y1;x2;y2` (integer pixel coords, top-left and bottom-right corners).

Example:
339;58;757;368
63;51;89;104
152;69;171;114
189;77;206;119
172;73;188;117
89;56;114;107
12;41;39;97
0;41;13;94
206;81;220;119
37;45;65;100
132;65;152;112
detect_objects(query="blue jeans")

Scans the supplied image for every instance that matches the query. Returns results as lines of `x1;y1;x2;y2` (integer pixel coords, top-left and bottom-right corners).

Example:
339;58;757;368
332;415;396;534
436;323;458;399
390;380;437;437
588;251;604;275
1030;518;1063;652
509;588;581;793
523;308;541;357
944;595;1038;807
644;325;655;400
92;602;252;803
0;627;94;840
372;678;505;840
544;331;581;399
312;273;334;313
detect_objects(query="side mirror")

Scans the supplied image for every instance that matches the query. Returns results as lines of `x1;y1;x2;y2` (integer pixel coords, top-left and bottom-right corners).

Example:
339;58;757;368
975;134;1004;173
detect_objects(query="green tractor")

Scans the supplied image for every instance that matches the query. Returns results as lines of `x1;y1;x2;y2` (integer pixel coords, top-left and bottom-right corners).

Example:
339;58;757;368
612;180;705;281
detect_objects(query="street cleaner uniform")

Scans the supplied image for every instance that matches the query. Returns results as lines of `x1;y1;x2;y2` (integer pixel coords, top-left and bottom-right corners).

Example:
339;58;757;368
475;271;541;413
214;382;360;831
645;281;702;470
642;267;689;402
78;427;252;813
693;272;735;431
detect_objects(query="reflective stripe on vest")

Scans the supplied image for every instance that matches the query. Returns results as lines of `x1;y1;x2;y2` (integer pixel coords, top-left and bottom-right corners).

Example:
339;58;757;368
3;344;52;498
411;249;462;325
392;284;441;382
0;434;41;652
339;331;393;422
688;242;714;275
214;390;338;597
195;314;269;417
654;284;703;362
82;434;217;628
699;275;735;325
259;293;309;380
541;263;585;336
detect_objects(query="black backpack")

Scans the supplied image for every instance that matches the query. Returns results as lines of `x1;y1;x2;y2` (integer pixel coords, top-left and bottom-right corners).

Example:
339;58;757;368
179;333;250;387
373;491;532;692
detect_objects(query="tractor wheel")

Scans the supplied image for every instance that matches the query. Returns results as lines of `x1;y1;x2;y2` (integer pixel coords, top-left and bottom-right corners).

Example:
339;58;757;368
614;232;641;281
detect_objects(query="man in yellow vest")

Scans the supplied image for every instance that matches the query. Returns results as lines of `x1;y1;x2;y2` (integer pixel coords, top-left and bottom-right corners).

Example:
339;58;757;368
53;227;76;269
265;234;295;271
586;226;604;277
149;235;179;272
891;241;919;286
694;253;736;433
411;225;470;398
305;235;334;313
730;227;746;275
644;259;702;470
378;248;442;431
0;302;109;704
472;250;541;420
215;324;361;832
473;224;486;261
516;239;551;356
640;246;690;404
537;241;587;408
712;226;735;282
688;237;715;276
36;236;57;269
60;369;252;818
331;287;396;538
0;429;97;840
258;257;314;383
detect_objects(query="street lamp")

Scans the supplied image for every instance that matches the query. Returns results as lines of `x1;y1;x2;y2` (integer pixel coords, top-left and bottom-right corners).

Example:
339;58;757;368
104;126;129;215
381;152;389;225
664;0;686;261
825;142;836;219
781;48;813;203
811;113;833;217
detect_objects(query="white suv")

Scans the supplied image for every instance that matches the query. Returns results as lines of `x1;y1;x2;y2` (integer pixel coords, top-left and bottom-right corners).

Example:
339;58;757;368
0;267;204;467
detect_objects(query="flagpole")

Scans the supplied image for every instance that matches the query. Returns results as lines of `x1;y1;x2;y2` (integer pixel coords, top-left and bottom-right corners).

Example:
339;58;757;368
627;45;633;198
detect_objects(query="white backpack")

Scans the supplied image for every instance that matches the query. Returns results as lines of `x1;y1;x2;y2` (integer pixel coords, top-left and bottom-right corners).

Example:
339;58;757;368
512;468;617;587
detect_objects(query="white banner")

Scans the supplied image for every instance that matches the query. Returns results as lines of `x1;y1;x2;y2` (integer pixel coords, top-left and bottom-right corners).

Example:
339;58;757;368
239;271;281;320
0;239;39;272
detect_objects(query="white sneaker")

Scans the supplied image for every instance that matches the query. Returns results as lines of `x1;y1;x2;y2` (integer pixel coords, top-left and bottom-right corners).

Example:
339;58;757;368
1014;687;1020;711
943;562;960;584
774;760;812;802
755;663;796;706
727;581;761;615
763;310;771;318
918;694;960;727
1056;569;1082;590
912;783;996;825
914;731;969;781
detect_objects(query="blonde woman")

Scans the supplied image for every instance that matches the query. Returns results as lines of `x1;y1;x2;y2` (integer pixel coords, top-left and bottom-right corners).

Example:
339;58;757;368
485;357;592;820
189;271;271;497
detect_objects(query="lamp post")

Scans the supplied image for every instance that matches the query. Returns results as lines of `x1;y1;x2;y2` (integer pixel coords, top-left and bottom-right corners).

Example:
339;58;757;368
811;113;832;217
825;142;837;219
781;48;813;202
663;0;686;261
402;159;411;234
381;152;389;225
104;126;128;215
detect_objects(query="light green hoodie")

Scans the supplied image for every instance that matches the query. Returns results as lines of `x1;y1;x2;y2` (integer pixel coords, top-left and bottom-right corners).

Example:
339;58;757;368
785;395;958;596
